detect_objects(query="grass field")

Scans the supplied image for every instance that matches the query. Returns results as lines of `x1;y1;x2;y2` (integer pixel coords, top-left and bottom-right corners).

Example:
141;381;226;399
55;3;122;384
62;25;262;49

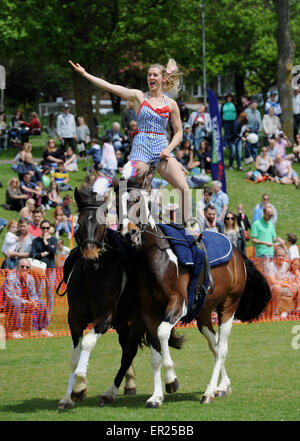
0;322;299;421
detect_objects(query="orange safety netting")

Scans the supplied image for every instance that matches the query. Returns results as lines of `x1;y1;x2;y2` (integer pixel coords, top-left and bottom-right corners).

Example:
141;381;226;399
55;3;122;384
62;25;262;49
0;257;299;340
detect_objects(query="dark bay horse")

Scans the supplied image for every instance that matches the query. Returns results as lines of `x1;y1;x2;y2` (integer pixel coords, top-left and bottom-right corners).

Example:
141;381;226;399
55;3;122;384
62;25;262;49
58;184;136;410
107;174;271;407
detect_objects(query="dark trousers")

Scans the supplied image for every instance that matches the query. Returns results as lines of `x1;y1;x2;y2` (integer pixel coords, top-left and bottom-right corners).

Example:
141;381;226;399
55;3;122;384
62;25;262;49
293;114;300;141
60;137;76;152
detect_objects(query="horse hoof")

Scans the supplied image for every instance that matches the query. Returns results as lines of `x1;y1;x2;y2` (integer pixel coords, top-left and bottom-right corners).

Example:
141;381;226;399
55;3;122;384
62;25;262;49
201;394;215;404
146;401;161;409
58;400;75;410
124;387;136;396
165;378;179;394
215;386;232;398
71;388;87;403
98;395;114;407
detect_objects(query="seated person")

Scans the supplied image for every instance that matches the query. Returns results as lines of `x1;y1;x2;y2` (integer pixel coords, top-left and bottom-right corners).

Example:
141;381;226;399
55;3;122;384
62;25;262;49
5;177;27;211
53;205;72;239
274;154;300;188
266;136;278;162
0;258;51;339
188;139;211;173
255;146;276;179
50;162;73;191
292;133;300;163
176;139;193;173
266;245;299;319
286;233;300;260
20;112;42;135
47;181;61;208
56;239;70;267
106;122;127;152
40;139;65;174
64;146;78;172
20;172;41;200
16;151;43;183
274;130;294;160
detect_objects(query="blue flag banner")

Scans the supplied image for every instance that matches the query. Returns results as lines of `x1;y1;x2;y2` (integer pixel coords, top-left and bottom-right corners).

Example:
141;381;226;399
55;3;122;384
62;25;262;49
207;88;226;192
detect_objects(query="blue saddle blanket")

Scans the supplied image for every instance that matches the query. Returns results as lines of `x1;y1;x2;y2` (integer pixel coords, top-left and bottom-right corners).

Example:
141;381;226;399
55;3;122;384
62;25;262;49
158;224;232;323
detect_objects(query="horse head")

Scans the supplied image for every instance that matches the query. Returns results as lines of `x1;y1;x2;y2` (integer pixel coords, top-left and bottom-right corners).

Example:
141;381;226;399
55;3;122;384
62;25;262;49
74;184;108;271
115;161;157;247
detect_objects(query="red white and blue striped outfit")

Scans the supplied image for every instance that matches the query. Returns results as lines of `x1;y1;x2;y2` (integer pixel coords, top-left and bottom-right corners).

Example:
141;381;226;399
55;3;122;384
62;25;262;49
129;93;170;165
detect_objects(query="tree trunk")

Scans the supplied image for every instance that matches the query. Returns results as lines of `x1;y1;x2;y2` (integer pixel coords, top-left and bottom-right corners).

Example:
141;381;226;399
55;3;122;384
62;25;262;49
72;70;98;138
273;0;295;141
234;73;245;104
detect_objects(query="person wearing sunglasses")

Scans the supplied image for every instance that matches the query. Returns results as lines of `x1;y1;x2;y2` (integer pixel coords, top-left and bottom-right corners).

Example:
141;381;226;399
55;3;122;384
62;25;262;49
0;258;49;339
223;211;246;254
30;220;57;330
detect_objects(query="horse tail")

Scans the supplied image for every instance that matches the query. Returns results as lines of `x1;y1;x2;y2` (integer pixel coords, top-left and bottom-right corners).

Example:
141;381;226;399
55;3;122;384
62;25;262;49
235;254;271;322
168;328;185;350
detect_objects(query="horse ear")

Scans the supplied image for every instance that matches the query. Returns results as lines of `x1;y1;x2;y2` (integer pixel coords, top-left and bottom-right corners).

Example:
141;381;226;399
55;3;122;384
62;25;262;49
74;187;82;208
112;176;119;190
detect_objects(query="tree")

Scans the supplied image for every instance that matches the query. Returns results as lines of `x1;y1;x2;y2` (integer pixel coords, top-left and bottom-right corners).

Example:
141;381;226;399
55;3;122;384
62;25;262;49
273;0;294;140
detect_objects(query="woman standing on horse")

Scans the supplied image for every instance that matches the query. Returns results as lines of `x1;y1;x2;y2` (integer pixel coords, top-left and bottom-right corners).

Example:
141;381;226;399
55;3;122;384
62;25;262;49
69;59;190;223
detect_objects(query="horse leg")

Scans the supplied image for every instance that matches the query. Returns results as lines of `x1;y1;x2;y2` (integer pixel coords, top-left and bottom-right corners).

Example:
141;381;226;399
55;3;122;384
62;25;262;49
99;332;140;406
58;337;82;410
124;364;137;396
146;346;164;408
200;314;234;404
158;301;186;394
72;327;102;401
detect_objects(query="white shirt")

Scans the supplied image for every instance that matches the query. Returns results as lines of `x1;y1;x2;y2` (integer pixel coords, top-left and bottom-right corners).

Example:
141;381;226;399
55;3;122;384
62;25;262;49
56;112;76;138
288;244;300;260
2;232;19;254
293;93;300;115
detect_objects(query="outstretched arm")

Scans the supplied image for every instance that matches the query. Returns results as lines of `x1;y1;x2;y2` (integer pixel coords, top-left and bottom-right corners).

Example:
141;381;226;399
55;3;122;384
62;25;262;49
69;60;143;104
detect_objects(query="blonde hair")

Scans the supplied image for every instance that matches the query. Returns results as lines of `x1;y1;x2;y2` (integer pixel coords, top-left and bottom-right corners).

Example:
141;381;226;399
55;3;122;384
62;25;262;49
149;58;182;96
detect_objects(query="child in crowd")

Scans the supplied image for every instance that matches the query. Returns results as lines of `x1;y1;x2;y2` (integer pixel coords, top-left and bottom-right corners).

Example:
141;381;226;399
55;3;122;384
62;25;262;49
34;181;50;209
194;117;207;150
182;123;194;146
51;161;73;191
56;239;70;267
19;198;35;221
64;146;78;172
1;220;19;269
86;138;101;170
286;233;300;260
53;205;72;239
100;135;118;178
47;180;61;208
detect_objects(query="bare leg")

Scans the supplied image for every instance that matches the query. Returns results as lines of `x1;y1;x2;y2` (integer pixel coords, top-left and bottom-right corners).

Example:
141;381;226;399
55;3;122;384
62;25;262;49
157;158;190;224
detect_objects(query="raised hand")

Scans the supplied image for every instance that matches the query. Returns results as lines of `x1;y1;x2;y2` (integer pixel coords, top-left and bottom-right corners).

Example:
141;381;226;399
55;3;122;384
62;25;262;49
69;60;86;75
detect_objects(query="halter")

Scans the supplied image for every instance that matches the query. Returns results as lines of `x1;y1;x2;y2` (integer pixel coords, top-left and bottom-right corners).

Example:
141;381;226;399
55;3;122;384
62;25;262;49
77;204;108;257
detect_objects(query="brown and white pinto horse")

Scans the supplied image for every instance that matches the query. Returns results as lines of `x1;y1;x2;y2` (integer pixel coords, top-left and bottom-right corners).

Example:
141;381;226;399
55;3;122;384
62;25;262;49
106;174;271;407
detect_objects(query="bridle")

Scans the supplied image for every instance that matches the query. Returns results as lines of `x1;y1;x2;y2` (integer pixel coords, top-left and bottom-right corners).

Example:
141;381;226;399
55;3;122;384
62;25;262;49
77;204;108;258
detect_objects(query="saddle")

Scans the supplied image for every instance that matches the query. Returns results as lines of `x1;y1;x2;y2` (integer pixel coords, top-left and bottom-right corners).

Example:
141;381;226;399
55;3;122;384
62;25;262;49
158;224;233;323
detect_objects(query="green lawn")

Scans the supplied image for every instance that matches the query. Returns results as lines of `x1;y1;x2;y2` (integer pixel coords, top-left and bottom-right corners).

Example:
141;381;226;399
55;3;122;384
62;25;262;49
0;322;299;421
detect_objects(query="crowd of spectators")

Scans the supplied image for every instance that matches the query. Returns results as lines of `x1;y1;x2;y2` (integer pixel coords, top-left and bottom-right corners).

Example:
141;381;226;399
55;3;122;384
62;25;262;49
0;90;299;338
